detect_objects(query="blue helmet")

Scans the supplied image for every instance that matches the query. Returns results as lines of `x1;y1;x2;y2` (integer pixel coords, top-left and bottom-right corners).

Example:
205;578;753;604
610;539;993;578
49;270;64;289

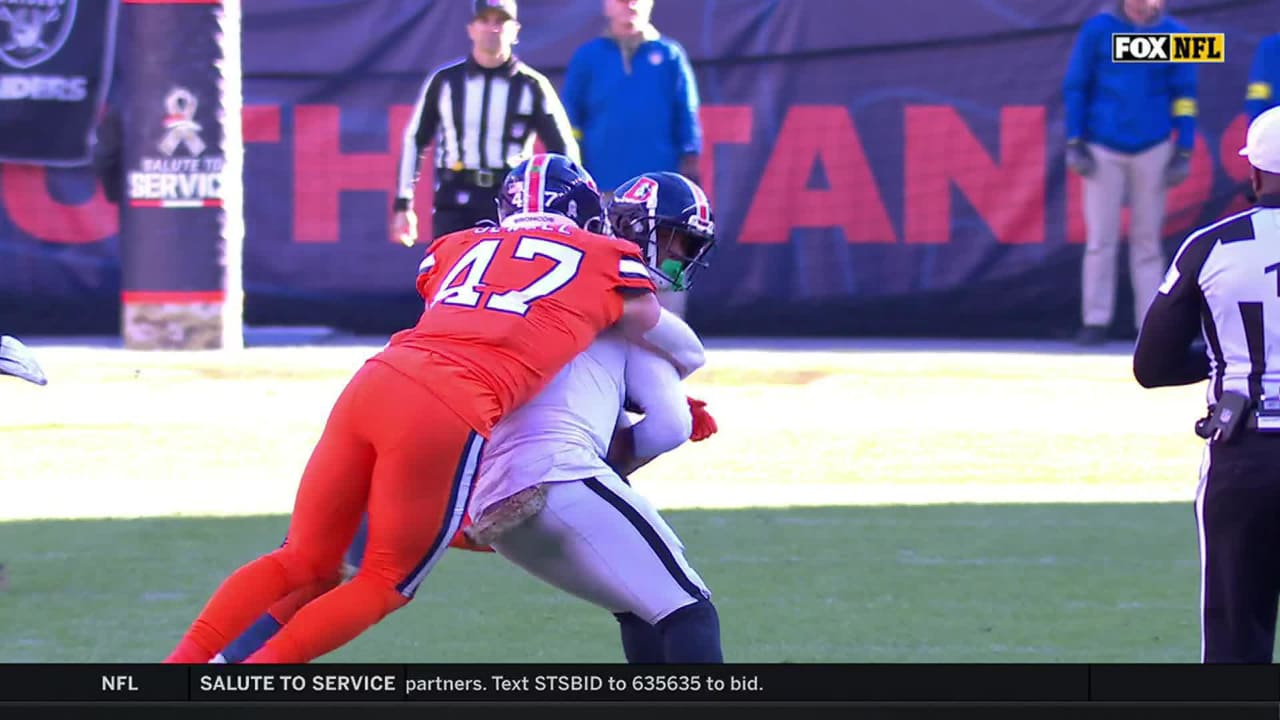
608;172;716;291
497;153;607;233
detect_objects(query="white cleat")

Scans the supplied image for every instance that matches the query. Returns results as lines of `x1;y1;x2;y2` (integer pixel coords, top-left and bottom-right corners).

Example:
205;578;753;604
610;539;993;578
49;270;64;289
0;336;47;386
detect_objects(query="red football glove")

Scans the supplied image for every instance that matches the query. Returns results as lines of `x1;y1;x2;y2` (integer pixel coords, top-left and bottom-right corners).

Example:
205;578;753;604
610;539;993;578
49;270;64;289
449;513;494;553
687;396;718;442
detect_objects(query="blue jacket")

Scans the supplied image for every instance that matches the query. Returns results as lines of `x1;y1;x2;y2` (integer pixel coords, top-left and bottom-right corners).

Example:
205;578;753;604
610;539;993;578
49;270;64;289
561;29;702;191
1062;11;1197;153
1247;34;1280;120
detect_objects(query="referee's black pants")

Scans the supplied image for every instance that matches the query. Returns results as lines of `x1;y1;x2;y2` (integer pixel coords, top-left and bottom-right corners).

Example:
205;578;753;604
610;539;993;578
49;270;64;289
1197;431;1280;663
431;185;500;239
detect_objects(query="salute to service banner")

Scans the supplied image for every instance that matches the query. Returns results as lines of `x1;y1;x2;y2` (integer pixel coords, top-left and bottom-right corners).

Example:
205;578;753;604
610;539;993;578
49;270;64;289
0;0;117;165
4;663;1280;704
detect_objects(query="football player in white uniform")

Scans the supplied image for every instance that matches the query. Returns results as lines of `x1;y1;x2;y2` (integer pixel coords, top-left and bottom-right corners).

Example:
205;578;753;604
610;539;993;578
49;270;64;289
468;171;721;663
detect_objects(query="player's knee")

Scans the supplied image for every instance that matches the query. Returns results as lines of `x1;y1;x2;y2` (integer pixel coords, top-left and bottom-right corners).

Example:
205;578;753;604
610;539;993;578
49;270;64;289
656;598;723;664
268;546;342;588
346;572;411;618
656;598;718;629
614;611;649;630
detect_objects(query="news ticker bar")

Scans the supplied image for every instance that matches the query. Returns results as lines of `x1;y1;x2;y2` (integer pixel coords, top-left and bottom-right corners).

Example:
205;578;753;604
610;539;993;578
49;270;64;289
3;665;1280;703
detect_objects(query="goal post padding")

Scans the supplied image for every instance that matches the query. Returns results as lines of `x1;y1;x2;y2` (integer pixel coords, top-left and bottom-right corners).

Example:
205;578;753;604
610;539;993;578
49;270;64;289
118;0;242;350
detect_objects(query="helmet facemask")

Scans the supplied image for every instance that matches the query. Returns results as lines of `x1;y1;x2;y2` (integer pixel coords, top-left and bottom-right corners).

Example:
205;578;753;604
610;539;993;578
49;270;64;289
611;205;713;291
654;224;714;291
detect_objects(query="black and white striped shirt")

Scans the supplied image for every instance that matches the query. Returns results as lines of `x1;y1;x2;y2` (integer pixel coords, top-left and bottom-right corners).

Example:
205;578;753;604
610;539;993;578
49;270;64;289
393;55;578;211
1135;193;1280;405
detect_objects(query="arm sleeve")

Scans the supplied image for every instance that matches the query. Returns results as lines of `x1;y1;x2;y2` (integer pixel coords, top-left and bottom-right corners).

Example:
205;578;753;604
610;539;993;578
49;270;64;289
394;71;443;212
414;236;451;301
530;72;582;164
1133;233;1214;388
638;308;705;379
1170;63;1198;152
615;244;658;293
1062;22;1096;142
1246;37;1277;121
624;344;692;459
670;41;702;156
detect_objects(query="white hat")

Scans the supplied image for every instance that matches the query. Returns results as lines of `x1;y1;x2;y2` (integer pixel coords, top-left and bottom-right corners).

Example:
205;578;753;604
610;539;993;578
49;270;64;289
1239;106;1280;174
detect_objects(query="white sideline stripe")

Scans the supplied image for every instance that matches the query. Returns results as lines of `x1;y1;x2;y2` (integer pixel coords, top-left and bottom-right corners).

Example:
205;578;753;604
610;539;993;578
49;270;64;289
1194;447;1210;664
0;481;1198;522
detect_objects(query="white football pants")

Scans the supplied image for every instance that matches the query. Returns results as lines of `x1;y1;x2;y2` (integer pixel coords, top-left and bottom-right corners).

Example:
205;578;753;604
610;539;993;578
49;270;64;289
491;473;711;625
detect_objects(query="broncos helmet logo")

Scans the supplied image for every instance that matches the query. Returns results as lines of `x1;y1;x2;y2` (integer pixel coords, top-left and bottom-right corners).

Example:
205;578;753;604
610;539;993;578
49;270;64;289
609;172;717;291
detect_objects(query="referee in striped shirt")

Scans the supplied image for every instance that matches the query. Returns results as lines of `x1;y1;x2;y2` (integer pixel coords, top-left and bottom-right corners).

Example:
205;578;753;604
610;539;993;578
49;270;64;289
1134;107;1280;663
392;0;579;245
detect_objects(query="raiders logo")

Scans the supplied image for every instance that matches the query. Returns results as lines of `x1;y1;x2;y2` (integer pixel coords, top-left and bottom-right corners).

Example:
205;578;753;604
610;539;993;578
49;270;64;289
0;0;77;70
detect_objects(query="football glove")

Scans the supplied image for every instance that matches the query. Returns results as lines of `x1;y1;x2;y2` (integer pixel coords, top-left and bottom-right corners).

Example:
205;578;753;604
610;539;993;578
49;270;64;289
1065;139;1096;178
687;396;718;442
1164;149;1192;188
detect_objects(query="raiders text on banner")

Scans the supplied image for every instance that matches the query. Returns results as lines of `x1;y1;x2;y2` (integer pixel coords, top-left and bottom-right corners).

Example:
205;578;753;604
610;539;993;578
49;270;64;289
0;0;118;165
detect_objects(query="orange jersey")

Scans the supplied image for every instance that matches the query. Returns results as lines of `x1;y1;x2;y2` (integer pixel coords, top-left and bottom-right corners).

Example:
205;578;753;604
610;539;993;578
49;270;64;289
374;214;655;435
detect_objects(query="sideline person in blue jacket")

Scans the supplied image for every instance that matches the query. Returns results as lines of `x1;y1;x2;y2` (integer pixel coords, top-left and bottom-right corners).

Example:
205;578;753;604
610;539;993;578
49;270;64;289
563;0;702;318
1247;34;1280;121
1062;0;1197;346
563;0;702;195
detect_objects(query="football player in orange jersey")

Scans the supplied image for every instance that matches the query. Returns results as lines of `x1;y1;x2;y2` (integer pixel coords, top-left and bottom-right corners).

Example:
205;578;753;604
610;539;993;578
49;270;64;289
214;171;722;665
163;154;706;664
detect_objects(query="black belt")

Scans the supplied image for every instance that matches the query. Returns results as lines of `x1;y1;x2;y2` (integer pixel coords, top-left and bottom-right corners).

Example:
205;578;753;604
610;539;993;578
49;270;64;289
1195;402;1278;440
439;168;505;189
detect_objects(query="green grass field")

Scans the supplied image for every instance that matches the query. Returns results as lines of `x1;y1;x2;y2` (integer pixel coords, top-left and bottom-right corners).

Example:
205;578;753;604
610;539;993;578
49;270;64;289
0;341;1215;662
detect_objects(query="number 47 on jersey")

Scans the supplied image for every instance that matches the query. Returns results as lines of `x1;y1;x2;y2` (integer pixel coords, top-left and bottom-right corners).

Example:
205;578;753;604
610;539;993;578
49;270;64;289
424;236;584;316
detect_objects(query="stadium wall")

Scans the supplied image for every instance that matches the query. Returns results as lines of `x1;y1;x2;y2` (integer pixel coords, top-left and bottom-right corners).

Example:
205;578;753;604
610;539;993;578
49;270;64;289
0;0;1271;338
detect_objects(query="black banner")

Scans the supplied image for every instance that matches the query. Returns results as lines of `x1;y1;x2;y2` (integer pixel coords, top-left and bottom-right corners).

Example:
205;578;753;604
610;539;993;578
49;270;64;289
118;0;224;297
1;664;1280;704
0;0;118;166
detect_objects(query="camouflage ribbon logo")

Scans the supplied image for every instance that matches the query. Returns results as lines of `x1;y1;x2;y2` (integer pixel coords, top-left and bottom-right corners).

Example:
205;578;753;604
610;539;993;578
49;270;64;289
158;87;206;157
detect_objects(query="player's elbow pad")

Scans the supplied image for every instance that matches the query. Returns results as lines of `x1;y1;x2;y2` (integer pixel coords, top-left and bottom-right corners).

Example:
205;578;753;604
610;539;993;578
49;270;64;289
642;310;705;379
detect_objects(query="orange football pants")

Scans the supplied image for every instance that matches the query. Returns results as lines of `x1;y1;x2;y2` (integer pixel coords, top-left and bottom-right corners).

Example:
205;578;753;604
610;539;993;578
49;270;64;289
164;360;483;663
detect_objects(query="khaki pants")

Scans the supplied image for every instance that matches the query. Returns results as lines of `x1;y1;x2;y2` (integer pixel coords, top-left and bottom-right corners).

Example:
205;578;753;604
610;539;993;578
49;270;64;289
1081;140;1172;331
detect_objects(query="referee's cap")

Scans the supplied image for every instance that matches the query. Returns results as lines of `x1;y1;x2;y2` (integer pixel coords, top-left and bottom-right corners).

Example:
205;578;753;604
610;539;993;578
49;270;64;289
1239;106;1280;174
474;0;517;21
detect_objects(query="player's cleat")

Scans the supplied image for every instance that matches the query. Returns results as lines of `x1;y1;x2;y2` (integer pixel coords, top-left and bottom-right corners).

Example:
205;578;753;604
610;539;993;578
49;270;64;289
0;336;47;386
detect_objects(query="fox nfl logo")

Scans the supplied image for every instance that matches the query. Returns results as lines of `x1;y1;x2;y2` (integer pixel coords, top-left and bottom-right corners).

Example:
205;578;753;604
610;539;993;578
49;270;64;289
1112;33;1225;63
